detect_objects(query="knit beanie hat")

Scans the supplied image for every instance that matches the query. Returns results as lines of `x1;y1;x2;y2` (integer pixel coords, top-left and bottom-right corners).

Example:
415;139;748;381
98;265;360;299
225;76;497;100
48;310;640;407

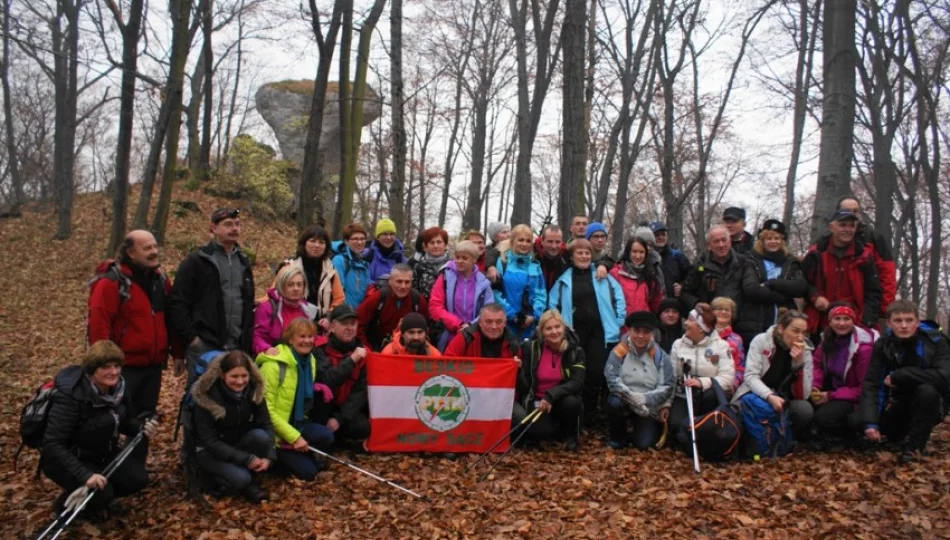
658;298;683;315
585;222;607;240
486;222;510;243
400;312;429;333
375;219;398;238
634;226;656;245
82;340;125;374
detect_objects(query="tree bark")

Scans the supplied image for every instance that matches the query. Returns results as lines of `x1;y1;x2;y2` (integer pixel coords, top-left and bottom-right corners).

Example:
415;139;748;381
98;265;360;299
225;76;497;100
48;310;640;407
389;0;407;229
811;0;857;242
198;0;213;178
1;0;22;214
52;0;83;239
107;0;146;256
559;0;586;231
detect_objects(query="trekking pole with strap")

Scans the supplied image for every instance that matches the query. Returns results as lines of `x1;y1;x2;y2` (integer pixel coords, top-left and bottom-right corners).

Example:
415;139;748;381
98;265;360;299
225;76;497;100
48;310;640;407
305;446;428;501
37;431;147;540
479;409;544;482
464;408;541;473
683;362;701;474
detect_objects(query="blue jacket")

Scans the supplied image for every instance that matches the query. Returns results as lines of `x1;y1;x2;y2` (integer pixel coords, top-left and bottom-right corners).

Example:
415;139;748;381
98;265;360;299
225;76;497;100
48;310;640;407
493;250;547;340
363;238;407;282
549;267;626;345
332;241;371;306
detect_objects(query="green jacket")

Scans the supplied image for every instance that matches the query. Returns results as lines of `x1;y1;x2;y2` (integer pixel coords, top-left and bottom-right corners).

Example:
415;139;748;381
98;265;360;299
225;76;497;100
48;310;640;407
255;344;317;445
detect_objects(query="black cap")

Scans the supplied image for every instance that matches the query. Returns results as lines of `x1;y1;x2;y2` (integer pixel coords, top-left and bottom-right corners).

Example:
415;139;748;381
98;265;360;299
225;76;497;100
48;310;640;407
625;311;659;330
400;312;428;332
722;207;745;221
759;219;787;238
211;207;240;224
330;304;358;322
830;210;859;222
649;221;667;233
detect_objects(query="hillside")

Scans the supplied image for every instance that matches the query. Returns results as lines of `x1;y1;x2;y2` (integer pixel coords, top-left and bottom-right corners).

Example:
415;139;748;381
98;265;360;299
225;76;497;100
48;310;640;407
0;186;949;539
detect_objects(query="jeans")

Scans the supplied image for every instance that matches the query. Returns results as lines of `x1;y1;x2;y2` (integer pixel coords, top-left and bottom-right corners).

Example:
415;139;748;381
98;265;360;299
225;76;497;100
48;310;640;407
196;429;274;492
275;422;335;481
606;394;662;449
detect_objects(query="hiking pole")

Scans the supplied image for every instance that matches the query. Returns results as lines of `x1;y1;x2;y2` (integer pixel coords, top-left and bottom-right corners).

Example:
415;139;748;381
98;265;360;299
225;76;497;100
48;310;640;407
683;363;701;474
464;408;542;473
306;446;428;501
479;409;545;482
38;432;146;540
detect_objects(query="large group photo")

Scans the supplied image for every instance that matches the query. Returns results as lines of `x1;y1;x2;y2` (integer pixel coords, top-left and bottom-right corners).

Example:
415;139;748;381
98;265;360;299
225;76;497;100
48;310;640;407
2;0;950;538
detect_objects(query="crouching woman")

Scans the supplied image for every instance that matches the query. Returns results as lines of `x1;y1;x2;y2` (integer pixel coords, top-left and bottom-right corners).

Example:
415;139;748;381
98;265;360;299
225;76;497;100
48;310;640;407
192;351;275;503
41;341;153;516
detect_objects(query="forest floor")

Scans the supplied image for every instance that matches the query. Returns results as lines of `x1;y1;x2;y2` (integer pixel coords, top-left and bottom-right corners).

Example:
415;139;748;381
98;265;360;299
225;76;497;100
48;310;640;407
1;185;949;539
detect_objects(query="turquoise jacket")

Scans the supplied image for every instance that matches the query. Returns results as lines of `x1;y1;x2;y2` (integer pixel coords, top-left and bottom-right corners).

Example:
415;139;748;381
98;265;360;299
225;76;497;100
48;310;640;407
548;267;627;345
493;250;547;340
331;241;371;306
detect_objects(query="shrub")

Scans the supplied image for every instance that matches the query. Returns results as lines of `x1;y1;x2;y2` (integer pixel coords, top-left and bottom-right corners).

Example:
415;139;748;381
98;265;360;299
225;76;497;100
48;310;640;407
220;134;294;219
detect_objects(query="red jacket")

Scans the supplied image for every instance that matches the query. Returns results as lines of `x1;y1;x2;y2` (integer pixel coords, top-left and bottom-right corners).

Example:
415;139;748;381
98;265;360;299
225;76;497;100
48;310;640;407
88;260;180;367
443;327;519;359
817;225;896;316
802;238;883;334
356;286;429;351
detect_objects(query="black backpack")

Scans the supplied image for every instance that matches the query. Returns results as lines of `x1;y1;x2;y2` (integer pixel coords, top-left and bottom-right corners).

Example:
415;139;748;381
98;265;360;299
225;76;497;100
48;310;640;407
676;378;743;462
15;380;56;472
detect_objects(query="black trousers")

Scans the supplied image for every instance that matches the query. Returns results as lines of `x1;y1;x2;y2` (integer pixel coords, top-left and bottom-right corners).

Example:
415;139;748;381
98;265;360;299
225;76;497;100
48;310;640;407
46;452;148;513
123;364;163;415
575;323;610;419
813;400;861;438
512;394;583;442
880;385;945;450
311;400;371;441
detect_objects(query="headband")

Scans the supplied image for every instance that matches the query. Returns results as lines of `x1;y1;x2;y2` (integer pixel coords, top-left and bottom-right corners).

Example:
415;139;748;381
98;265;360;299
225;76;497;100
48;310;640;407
828;305;857;321
689;308;712;334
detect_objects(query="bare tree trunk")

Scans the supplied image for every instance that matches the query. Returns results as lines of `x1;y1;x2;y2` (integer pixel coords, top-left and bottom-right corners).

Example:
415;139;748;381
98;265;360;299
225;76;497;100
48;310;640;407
107;0;146;255
1;0;22;214
219;1;245;167
52;0;84;239
389;0;407;228
298;0;346;230
559;0;586;231
783;0;820;227
198;0;213;177
811;0;857;242
151;0;193;243
334;3;353;235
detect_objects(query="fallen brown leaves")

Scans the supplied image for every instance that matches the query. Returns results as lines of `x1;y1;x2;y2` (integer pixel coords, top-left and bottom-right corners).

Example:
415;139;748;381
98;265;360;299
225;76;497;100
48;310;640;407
2;188;950;539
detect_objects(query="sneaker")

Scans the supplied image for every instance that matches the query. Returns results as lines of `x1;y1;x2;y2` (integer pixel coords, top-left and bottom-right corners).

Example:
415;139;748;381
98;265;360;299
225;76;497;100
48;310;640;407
565;438;580;452
242;483;268;504
607;440;626;450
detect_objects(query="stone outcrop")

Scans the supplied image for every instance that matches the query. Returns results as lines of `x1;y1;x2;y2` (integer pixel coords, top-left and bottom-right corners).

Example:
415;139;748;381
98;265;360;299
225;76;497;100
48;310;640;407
255;80;382;173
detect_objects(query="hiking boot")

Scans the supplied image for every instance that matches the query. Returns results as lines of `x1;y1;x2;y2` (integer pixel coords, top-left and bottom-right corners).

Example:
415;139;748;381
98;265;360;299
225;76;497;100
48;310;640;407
565;437;580;452
242;483;268;504
607;440;627;450
443;453;458;461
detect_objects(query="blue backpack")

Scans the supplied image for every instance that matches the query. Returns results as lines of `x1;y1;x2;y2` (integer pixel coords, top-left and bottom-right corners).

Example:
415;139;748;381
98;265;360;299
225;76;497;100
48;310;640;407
739;393;795;458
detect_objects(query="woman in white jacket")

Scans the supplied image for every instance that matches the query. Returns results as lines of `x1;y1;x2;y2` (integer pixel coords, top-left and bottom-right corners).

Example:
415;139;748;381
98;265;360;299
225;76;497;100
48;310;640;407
732;310;814;437
668;304;735;431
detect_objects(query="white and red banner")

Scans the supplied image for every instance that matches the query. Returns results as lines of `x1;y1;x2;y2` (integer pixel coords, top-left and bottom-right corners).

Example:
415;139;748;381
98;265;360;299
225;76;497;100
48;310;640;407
366;353;518;453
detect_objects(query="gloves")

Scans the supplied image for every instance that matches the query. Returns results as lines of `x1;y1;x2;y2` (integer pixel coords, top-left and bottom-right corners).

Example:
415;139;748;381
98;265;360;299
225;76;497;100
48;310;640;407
142;418;159;439
64;486;91;514
313;383;334;404
628;393;649;417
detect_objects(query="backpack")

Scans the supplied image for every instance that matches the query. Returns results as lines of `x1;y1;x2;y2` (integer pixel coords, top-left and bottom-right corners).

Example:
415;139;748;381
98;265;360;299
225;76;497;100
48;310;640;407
675;379;743;462
86;260;132;341
15;380;56;473
739;393;795;458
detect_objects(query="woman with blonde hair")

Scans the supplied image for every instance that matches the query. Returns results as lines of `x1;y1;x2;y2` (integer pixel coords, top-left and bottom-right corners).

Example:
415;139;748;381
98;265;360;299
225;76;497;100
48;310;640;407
513;310;586;451
493;224;547;340
252;265;318;355
738;219;808;348
710;296;746;389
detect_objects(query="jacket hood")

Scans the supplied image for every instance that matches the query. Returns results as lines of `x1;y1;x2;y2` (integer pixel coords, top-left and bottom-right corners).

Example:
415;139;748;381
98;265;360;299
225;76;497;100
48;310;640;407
367;238;405;260
266;287;281;302
191;356;266;420
255;343;300;369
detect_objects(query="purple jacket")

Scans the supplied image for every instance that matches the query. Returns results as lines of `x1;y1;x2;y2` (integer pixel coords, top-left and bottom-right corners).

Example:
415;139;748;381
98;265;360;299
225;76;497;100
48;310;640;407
252;288;318;355
812;326;877;403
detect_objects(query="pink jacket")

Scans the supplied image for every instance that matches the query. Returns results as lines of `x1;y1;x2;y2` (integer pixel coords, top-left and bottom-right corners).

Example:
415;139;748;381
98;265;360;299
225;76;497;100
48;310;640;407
812;327;876;403
608;265;663;315
718;326;746;389
252;288;317;355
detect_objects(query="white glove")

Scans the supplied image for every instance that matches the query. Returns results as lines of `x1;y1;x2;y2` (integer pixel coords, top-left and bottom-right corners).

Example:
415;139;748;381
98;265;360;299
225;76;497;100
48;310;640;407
64;486;91;514
628;393;649;417
142;418;159;439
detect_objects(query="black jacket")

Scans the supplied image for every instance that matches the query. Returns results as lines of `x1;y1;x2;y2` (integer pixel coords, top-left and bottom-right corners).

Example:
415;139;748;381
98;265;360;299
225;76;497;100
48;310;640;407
680;249;745;310
41;366;140;485
191;359;275;465
736;250;808;338
732;231;754;254
168;241;255;351
860;327;950;426
516;331;586;409
656;245;691;300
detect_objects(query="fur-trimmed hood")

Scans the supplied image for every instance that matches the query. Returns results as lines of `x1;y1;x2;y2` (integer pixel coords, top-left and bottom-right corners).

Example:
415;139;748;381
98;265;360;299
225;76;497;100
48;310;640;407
191;357;265;420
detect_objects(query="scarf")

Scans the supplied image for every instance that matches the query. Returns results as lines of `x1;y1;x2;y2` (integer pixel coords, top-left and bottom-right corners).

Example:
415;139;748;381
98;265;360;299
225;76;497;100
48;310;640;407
290;349;315;429
221;380;248;402
423;252;450;266
621;260;645;279
301;256;324;301
761;250;788;265
86;375;126;406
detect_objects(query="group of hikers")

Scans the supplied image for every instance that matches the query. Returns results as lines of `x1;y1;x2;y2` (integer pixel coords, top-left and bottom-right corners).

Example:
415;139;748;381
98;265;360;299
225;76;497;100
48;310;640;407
35;197;949;522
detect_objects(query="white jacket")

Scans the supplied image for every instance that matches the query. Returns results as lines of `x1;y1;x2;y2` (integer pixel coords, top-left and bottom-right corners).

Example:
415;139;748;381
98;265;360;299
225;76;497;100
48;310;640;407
732;325;813;402
669;332;735;396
